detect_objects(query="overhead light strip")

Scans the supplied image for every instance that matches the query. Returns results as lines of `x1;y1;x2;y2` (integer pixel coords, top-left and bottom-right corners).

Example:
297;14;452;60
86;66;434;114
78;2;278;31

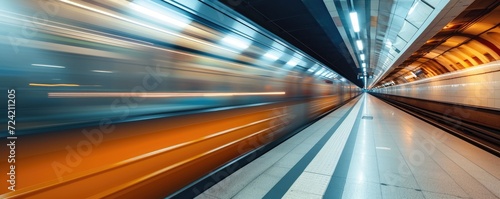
349;12;360;33
356;40;363;51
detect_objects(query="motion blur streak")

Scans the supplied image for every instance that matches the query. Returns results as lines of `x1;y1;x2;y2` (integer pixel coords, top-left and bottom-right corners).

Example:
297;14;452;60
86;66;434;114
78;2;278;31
31;64;66;68
1;99;354;198
58;0;236;54
30;83;81;87
0;0;360;198
91;70;113;73
48;92;287;98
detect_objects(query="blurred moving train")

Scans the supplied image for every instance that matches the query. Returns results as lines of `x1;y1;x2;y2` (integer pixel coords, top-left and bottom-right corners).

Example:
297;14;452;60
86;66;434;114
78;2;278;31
0;0;360;198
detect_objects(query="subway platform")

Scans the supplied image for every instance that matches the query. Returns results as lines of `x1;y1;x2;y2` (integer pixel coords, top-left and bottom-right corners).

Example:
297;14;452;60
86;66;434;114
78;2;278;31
196;93;500;199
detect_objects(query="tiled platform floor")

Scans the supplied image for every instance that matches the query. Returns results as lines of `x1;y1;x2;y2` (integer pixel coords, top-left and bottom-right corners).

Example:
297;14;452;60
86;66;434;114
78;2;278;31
196;93;500;199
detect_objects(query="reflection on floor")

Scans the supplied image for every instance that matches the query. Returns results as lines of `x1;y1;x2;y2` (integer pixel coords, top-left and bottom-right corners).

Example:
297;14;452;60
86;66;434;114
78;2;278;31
197;93;500;199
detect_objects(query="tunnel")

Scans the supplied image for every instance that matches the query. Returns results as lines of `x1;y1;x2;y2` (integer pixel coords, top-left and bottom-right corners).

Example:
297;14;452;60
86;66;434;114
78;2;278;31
0;0;498;198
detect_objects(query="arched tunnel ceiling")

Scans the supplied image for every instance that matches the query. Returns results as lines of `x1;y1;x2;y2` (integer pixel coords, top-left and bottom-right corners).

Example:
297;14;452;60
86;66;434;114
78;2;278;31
218;0;499;89
382;0;500;87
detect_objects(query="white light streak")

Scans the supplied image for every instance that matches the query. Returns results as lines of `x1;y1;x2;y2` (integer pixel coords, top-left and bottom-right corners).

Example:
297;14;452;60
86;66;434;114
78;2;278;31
356;40;363;51
30;83;79;87
263;51;279;61
32;64;66;69
58;0;238;54
129;2;188;28
308;64;319;72
286;58;299;66
48;92;286;98
315;68;326;75
222;35;250;50
350;12;360;33
91;70;113;73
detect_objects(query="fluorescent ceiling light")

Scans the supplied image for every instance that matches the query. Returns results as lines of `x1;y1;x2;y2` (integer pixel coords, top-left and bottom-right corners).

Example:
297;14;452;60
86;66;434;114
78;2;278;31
315;68;325;75
404;74;414;79
362;63;366;68
349;12;360;33
222;36;250;50
263;51;279;61
360;54;365;61
308;64;319;72
356;40;363;51
385;40;392;48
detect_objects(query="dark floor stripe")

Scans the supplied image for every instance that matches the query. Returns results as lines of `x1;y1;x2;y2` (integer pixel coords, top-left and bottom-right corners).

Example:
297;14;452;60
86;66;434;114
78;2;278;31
262;97;361;199
323;96;366;198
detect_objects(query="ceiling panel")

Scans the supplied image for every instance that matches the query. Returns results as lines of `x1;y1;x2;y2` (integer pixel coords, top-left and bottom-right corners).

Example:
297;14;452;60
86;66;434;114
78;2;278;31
218;0;499;89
